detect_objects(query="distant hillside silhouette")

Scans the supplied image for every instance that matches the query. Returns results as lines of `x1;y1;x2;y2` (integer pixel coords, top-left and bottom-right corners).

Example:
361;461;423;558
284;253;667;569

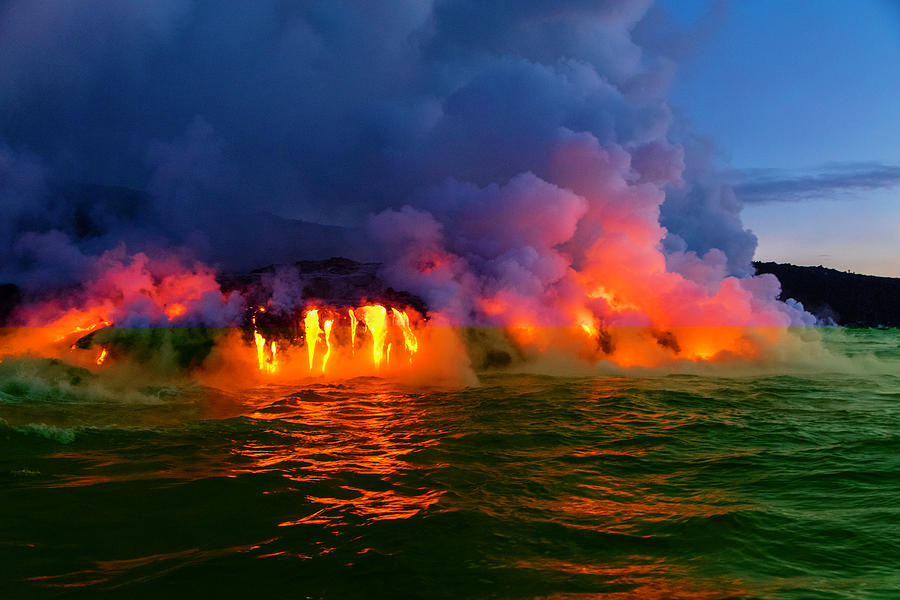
754;262;900;326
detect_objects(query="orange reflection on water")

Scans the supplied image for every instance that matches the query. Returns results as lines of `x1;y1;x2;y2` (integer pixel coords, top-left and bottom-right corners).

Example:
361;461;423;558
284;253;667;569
17;375;766;597
537;479;752;536
278;487;445;527
516;557;748;599
234;384;447;526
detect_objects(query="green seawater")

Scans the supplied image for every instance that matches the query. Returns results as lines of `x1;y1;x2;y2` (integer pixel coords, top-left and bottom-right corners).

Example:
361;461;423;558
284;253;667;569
1;329;899;599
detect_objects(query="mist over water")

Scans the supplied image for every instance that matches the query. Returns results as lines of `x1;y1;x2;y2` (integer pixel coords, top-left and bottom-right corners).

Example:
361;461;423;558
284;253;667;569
1;329;898;599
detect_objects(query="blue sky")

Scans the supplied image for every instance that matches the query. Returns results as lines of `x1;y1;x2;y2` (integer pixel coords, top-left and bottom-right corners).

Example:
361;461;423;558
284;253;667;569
663;0;900;276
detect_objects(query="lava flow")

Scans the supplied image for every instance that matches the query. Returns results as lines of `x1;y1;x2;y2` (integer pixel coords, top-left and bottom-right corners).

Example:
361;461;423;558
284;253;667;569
247;303;421;378
252;312;279;375
0;244;821;383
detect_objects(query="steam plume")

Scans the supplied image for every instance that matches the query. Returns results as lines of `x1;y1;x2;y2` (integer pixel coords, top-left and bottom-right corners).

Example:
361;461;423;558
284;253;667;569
0;1;814;354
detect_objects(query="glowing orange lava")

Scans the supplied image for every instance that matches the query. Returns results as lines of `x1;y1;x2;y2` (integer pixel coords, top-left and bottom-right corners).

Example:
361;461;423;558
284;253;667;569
252;313;279;374
358;305;388;370
304;309;323;371
321;319;334;373
165;303;186;319
392;307;418;362
240;303;424;379
0;244;808;383
348;308;358;355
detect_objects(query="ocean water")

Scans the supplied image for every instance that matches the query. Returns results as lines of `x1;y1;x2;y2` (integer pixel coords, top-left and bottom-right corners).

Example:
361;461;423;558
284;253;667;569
1;329;899;599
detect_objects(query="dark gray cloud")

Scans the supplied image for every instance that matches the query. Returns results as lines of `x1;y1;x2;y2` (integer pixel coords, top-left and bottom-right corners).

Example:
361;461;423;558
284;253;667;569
0;0;762;295
734;162;900;203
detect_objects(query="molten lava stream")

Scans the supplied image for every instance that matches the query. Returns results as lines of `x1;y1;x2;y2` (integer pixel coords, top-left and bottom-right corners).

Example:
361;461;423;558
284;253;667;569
304;309;323;372
358;305;388;370
242;303;425;379
348;308;358;355
252;313;279;375
392;308;418;364
321;319;334;373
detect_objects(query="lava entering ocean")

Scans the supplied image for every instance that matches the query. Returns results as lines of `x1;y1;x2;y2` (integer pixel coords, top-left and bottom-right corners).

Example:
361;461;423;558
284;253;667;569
0;1;834;386
249;303;420;376
0;245;825;387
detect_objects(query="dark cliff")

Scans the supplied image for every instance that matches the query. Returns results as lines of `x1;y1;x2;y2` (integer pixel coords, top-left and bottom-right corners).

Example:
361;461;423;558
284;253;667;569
754;262;900;326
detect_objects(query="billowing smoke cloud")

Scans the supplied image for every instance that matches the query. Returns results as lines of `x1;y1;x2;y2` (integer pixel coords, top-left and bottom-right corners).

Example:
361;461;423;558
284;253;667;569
372;128;810;329
660;136;759;278
0;1;806;330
